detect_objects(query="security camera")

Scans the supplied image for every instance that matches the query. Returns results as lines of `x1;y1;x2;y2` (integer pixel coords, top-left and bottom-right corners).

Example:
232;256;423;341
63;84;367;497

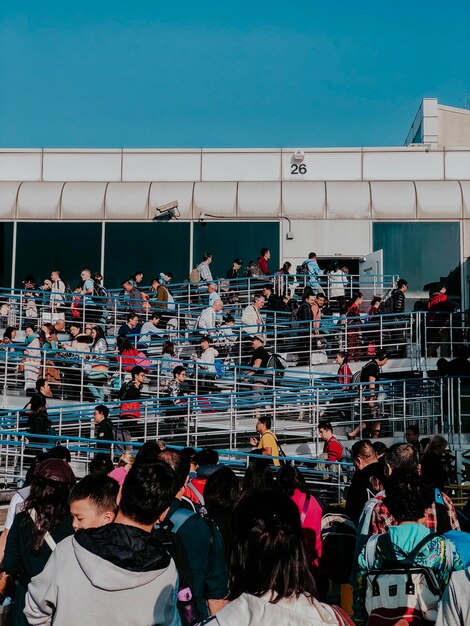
199;212;206;223
153;200;180;222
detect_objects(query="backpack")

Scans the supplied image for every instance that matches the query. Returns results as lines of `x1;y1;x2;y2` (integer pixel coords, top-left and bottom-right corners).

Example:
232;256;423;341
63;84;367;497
189;268;200;283
110;425;133;453
214;358;225;378
378;288;394;315
244;260;263;278
267;353;287;380
320;512;357;583
351;369;363;391
351;360;377;391
297;260;310;275
92;281;110;307
363;532;442;626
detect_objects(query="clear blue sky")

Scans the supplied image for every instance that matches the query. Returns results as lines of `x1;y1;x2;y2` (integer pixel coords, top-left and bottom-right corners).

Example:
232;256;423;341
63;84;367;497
1;0;469;148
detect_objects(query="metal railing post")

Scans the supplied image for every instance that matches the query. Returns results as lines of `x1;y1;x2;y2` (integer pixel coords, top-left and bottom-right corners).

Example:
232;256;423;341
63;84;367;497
449;314;453;358
403;379;407;437
229;392;234;449
3;350;8;395
80;355;85;403
359;384;363;436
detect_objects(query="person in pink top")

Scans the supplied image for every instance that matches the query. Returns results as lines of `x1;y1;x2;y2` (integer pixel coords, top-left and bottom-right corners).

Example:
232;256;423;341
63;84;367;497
277;465;326;597
108;452;134;486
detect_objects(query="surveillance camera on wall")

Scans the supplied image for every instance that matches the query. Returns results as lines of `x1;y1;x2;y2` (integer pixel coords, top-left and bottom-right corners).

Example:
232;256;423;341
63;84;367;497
292;150;305;162
153;200;180;222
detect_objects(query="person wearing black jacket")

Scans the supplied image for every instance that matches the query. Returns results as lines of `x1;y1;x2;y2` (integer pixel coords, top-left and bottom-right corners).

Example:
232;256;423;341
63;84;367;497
226;258;242;280
345;440;379;525
93;404;114;451
118;366;146;439
391;278;408;356
296;294;315;360
25;395;52;464
392;278;408;314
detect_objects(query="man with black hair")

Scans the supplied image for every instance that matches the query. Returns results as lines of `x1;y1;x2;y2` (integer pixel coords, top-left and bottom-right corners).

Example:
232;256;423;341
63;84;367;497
318;420;343;462
390;278;408;356
118;311;140;338
197;252;213;283
405;423;423;454
69;473;119;531
24;378;50;411
226;258;242;280
118;365;146;438
121;279;148;314
159;449;229;620
392;278;408;314
25;461;181;626
249;415;280;467
257;248;270;275
139;311;163;345
93;404;114;451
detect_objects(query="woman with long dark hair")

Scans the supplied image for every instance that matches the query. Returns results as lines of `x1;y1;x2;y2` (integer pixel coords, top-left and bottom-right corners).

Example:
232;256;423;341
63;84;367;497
4;458;75;626
206;489;346;625
204;467;241;561
336;351;352;390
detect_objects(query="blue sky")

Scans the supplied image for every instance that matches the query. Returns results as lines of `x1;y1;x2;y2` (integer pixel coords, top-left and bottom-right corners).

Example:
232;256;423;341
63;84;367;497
1;0;469;148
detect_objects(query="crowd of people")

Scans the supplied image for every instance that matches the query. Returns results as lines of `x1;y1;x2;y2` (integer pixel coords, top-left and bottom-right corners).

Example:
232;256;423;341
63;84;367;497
0;250;468;624
0;434;468;625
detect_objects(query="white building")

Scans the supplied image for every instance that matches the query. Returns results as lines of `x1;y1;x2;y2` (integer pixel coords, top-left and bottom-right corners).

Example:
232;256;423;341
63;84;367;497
1;97;470;305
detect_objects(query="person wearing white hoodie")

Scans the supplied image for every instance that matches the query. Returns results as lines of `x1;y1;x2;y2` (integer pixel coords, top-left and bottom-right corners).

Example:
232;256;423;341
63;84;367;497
192;336;219;375
24;461;181;626
203;489;349;626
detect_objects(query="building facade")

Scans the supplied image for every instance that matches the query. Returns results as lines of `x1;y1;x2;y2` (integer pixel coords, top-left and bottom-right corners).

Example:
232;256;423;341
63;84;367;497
1;98;470;304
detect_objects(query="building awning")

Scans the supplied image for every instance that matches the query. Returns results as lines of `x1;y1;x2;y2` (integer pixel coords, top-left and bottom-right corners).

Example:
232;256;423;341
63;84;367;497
3;179;470;220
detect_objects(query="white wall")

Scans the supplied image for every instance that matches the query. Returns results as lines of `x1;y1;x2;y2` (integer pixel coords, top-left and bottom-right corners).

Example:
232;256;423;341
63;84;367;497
1;147;469;183
281;219;371;266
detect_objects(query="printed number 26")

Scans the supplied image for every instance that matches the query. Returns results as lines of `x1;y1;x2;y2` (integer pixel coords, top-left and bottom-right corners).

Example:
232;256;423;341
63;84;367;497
291;163;307;175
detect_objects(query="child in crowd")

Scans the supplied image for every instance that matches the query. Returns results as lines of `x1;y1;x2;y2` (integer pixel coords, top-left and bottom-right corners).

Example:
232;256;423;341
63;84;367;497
69;473;119;531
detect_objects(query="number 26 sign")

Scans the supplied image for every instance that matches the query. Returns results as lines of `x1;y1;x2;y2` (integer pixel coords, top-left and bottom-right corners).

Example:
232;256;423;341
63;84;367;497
290;163;307;175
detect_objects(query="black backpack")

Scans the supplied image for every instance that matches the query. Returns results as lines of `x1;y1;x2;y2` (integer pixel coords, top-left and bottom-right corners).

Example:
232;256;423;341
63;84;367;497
267;353;287;380
92;281;111;307
320;512;357;583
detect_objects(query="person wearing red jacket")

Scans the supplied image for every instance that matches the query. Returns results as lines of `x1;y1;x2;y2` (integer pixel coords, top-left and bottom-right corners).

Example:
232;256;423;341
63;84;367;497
257;248;271;275
318;419;343;462
427;284;455;357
